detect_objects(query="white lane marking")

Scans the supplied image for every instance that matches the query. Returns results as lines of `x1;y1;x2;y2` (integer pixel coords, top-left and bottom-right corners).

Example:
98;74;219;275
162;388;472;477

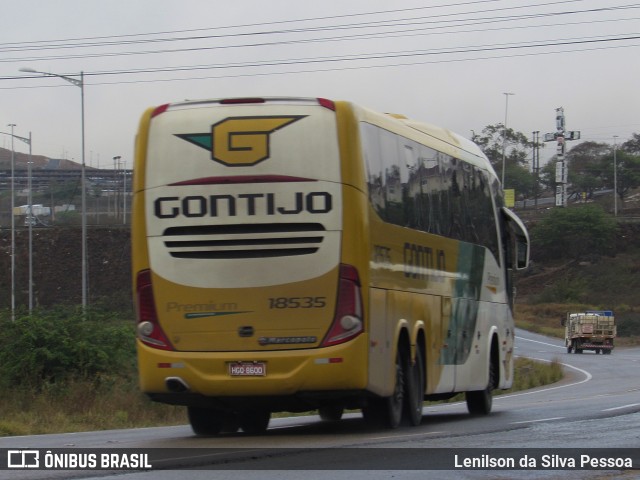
494;356;592;401
511;417;565;425
602;403;640;412
515;335;565;350
368;431;445;441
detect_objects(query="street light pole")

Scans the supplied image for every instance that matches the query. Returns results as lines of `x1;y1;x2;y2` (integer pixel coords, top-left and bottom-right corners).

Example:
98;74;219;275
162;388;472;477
122;160;127;225
1;128;34;315
27;132;33;311
501;92;515;188
613;135;618;217
20;67;88;308
113;156;121;221
8;124;16;321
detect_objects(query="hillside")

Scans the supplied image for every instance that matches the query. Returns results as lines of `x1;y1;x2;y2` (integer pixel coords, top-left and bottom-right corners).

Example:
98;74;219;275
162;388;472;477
0;146;81;171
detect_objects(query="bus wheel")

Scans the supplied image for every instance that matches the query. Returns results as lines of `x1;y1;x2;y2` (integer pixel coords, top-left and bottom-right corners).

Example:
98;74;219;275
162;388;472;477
239;411;271;434
403;347;424;426
319;405;344;422
221;414;240;433
362;351;404;429
187;407;224;436
466;355;496;416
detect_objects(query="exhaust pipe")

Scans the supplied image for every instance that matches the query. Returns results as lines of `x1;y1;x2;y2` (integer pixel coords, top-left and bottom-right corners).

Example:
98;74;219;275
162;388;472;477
165;377;190;393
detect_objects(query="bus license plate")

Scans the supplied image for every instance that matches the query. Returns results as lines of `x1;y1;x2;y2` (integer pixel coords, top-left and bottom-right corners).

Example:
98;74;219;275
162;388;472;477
228;362;266;376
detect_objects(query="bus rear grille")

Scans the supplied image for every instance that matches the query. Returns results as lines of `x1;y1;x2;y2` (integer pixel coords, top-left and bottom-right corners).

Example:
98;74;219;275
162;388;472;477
162;223;325;259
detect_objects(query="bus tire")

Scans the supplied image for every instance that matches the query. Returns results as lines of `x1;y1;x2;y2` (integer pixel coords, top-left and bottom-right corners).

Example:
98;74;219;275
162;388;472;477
466;351;496;416
319;405;344;422
187;406;224;436
362;351;404;429
239;411;271;434
403;346;424;426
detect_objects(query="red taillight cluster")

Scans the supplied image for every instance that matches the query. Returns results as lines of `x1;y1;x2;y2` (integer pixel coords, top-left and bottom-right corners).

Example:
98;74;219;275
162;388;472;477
150;104;170;118
321;264;364;347
317;98;336;110
135;270;173;351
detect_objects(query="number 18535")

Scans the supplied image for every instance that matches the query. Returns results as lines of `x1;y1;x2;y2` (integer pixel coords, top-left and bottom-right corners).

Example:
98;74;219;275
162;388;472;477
268;297;327;309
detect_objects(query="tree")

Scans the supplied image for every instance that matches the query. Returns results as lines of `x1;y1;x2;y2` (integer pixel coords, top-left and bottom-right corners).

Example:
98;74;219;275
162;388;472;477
599;150;640;209
566;141;610;199
540;138;637;203
621;133;640;155
531;205;616;261
504;162;536;199
539;159;557;193
472;124;537;196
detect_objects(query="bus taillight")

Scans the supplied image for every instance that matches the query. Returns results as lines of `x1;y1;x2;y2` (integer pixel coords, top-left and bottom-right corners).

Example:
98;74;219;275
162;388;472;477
135;269;174;351
150;104;170;118
317;98;336;110
321;264;364;347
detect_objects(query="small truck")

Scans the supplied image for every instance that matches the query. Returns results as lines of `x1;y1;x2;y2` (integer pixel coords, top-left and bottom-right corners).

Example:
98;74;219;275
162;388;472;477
562;311;616;354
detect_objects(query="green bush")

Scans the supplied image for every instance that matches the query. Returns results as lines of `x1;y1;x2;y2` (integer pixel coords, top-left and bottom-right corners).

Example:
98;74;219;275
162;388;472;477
0;307;135;389
617;312;640;337
530;205;616;261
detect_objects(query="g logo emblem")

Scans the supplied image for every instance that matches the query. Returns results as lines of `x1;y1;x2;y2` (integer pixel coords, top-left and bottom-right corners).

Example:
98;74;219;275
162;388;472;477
176;116;306;167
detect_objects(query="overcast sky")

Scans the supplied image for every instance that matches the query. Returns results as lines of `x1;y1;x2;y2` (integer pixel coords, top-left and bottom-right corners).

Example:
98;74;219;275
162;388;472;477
1;0;639;169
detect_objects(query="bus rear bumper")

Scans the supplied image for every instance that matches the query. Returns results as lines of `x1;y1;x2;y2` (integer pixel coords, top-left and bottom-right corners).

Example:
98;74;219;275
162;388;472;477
137;335;369;403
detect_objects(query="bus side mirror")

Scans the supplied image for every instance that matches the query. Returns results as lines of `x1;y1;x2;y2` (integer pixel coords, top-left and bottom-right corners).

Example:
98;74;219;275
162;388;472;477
560;317;566;327
502;207;530;271
516;237;528;270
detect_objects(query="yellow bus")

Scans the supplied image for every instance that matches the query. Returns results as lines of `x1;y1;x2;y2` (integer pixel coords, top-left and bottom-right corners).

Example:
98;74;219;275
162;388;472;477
132;97;529;435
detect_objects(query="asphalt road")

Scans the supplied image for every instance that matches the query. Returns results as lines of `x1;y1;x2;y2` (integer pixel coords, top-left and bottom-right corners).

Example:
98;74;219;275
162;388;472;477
2;329;639;479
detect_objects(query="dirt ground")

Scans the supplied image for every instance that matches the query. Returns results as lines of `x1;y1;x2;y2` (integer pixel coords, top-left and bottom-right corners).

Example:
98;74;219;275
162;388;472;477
0;226;131;310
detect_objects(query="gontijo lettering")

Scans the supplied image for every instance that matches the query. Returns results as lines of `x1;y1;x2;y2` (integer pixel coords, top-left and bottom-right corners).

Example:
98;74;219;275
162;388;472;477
154;191;332;218
403;242;446;280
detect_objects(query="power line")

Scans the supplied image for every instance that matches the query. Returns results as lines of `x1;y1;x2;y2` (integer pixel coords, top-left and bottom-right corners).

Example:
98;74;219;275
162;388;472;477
83;33;640;76
1;0;635;58
0;0;583;50
3;35;638;88
1;7;637;65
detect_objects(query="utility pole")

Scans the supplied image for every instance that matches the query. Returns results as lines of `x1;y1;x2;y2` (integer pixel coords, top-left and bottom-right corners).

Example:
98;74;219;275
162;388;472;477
501;92;515;187
8;124;16;321
613;135;618;216
544;107;580;207
532;131;540;210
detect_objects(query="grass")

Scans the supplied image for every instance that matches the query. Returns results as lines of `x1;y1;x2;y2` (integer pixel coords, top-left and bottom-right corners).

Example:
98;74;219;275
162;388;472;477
0;356;562;436
0;377;186;436
502;357;563;394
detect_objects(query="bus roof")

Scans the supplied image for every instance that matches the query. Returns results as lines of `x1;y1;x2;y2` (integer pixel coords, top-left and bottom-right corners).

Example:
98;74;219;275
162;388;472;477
353;102;497;177
150;96;497;181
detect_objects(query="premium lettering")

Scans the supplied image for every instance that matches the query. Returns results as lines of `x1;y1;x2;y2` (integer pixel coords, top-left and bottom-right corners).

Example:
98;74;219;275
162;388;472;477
154;191;332;218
